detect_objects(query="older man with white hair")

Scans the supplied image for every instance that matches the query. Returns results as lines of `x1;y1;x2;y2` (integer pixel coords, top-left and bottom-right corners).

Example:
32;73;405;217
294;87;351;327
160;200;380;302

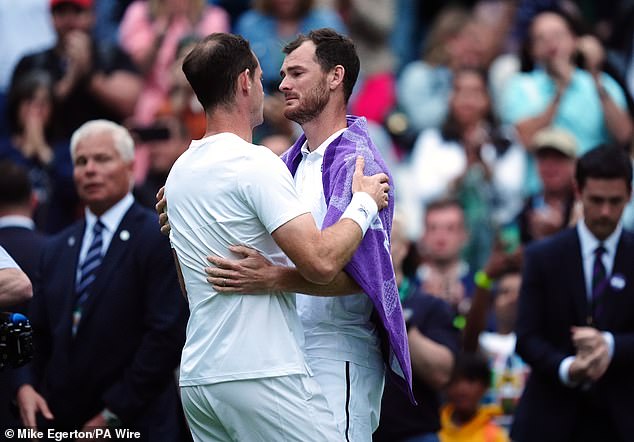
14;120;188;439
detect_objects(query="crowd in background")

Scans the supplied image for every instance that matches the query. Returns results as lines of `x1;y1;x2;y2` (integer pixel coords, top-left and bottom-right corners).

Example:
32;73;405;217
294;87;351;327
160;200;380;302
2;0;634;440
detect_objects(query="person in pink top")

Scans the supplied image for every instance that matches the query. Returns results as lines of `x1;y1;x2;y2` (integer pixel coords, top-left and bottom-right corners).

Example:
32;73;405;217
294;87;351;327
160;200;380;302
119;0;230;126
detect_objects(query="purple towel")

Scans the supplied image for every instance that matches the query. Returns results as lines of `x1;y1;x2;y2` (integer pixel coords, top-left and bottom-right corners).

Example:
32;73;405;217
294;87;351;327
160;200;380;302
282;115;415;403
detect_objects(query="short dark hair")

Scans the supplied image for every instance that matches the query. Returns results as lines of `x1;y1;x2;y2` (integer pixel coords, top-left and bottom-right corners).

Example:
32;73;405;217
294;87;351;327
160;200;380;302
450;352;491;387
425;197;464;217
575;144;633;192
0;161;32;207
182;33;257;112
283;28;360;103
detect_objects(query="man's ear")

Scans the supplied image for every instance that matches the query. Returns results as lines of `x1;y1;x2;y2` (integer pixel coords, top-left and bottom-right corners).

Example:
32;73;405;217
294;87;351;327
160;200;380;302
238;68;252;95
329;65;345;91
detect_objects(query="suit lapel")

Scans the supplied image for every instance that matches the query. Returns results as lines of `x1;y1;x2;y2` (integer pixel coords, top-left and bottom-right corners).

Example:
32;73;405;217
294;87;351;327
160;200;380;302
567;229;588;325
62;221;86;339
74;204;139;334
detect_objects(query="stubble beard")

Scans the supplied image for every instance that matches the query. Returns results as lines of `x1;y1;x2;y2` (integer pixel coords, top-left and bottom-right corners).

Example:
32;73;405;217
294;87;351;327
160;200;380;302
284;79;330;125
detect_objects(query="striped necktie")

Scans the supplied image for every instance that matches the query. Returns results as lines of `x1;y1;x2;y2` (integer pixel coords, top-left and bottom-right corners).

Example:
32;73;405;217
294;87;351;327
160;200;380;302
589;244;608;324
73;220;105;335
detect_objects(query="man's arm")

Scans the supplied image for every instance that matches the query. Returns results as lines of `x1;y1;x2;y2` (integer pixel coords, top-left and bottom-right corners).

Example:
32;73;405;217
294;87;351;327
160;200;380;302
205;245;361;296
515;244;572;381
88;70;142;118
0;268;32;308
270;156;388;284
408;296;460;390
0;247;32;307
159;157;387;285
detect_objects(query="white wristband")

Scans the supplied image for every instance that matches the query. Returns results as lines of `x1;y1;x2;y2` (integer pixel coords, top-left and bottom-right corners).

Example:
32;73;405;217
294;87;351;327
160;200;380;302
341;192;379;236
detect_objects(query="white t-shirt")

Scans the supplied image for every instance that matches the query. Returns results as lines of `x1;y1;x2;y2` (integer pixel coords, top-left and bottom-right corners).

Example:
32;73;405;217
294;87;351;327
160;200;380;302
0;246;19;269
295;130;383;369
166;133;310;386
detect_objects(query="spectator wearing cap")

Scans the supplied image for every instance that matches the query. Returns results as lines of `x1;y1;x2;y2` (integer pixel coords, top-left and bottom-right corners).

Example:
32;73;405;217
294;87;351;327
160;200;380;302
515;127;578;245
10;0;142;143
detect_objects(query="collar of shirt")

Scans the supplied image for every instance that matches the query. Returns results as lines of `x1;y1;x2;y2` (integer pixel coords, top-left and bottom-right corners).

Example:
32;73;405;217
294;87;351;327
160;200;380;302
0;215;35;230
81;193;135;261
577;219;622;296
300;128;347;159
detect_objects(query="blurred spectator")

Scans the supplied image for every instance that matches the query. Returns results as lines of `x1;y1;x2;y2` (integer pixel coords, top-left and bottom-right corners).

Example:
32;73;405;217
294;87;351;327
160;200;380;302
337;0;396;124
416;198;474;330
0;0;55;137
439;353;509;442
621;136;634;232
500;9;632;157
407;68;525;268
92;0;134;45
132;117;189;208
118;0;229;126
516;127;577;244
14;120;188;437
604;3;634;103
0;161;47;430
375;213;460;442
156;35;205;140
395;6;484;136
11;0;142;142
1;70;79;233
462;246;527;431
234;0;346;93
213;0;251;27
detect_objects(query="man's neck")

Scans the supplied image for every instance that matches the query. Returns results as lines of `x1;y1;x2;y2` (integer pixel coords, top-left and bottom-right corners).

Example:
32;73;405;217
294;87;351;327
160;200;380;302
204;107;254;144
301;106;347;152
543;186;572;204
428;259;460;275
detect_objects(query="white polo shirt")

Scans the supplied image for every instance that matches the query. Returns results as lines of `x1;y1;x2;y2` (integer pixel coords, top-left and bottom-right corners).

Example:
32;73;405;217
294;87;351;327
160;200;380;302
295;130;383;369
166;133;311;386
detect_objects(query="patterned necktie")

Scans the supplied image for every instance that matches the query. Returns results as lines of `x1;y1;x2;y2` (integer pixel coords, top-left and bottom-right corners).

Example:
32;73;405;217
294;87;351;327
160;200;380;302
73;220;105;335
590;244;608;324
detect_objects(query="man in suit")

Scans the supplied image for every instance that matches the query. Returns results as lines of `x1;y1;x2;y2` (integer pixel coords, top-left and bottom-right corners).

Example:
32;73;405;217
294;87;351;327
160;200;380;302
15;120;188;439
0;160;47;429
512;145;634;441
0;160;47;288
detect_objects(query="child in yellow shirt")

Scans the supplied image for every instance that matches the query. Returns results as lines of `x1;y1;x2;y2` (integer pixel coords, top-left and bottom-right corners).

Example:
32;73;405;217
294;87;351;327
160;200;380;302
439;353;509;442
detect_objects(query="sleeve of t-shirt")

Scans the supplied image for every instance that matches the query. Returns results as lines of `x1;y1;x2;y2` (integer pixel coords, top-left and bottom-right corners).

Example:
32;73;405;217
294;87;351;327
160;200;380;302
601;72;628;109
239;147;310;234
410;295;461;356
499;73;540;125
0;246;19;270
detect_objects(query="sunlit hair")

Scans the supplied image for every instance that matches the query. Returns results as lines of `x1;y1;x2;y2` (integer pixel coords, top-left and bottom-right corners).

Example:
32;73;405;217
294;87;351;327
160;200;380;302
70;120;135;163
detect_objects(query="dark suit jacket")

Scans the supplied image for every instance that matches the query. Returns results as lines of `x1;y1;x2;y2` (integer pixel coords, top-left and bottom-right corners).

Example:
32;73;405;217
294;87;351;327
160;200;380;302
0;225;47;429
0;225;47;279
511;227;634;441
19;202;188;439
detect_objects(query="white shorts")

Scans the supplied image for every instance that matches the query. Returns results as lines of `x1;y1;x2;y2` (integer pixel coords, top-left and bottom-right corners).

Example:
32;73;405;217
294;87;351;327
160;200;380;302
307;356;385;442
181;373;343;442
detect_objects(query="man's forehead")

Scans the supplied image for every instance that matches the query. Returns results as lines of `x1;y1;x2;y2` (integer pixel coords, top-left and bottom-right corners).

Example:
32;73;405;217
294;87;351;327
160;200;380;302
283;41;318;67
